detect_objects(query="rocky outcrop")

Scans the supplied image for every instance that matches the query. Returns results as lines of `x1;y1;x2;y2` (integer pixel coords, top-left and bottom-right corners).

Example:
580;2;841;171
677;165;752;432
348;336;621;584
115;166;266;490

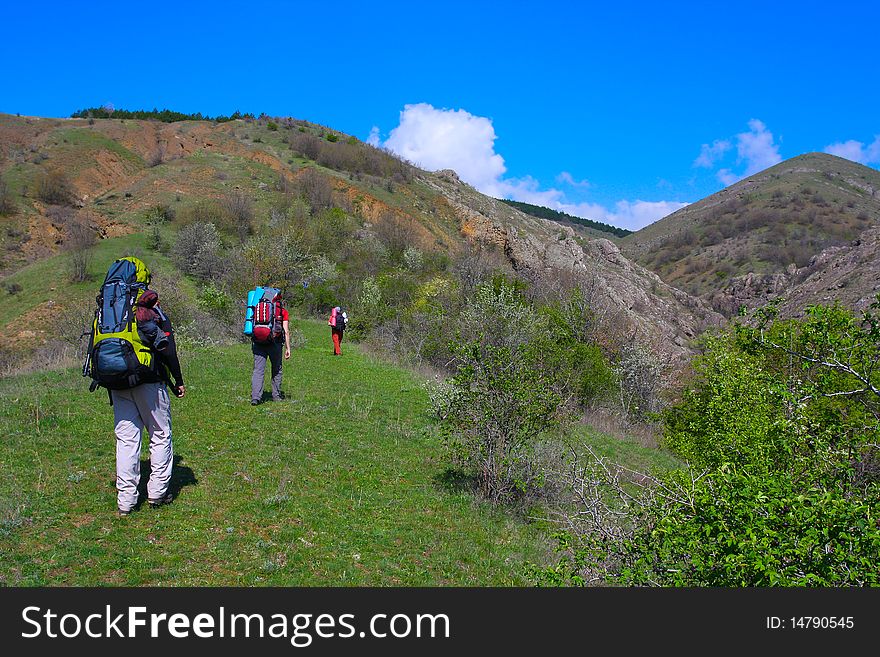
423;171;723;360
777;228;880;316
707;230;880;318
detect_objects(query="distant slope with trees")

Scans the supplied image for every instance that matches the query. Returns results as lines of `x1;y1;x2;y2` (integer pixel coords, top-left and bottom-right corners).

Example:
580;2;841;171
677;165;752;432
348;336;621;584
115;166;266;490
499;199;632;238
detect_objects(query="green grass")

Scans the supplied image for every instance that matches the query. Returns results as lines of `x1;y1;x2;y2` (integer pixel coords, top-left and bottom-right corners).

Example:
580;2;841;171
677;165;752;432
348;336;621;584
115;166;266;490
0;234;183;330
568;424;682;475
53;128;145;168
0;320;554;585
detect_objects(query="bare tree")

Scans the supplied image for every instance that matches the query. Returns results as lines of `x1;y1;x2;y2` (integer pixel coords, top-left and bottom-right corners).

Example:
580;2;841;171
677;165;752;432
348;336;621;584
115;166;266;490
64;215;97;282
296;168;333;215
148;137;165;167
35;170;75;206
223;191;254;241
0;179;16;215
375;210;416;259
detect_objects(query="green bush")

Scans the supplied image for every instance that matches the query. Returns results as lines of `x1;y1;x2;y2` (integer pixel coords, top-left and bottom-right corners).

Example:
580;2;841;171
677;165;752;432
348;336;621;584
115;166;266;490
436;337;565;503
540;465;880;586
662;336;789;471
539;300;880;586
432;280;572;503
198;283;236;324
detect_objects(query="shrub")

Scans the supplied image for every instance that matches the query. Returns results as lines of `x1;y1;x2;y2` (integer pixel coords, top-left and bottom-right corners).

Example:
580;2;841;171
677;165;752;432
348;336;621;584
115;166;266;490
0;179;16;215
296;168;333;215
197;283;237;324
375;212;415;260
539;301;880;586
347;276;386;339
179;199;224;227
34;170;75;205
435;335;565;503
64;217;96;282
223;191;254;241
402;246;423;272
229;230;310;293
432;281;573;503
171;222;225;281
289;131;321;160
312;207;354;255
613;343;665;420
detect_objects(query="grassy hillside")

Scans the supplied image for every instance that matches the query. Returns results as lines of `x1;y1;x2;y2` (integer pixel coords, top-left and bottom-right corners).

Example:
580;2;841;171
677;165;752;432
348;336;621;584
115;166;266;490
0;319;678;586
620;153;880;297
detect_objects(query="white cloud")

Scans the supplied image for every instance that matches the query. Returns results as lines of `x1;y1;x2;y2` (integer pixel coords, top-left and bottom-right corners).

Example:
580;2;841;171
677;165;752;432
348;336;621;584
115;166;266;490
382;103;506;193
694;140;731;168
737;119;782;175
717;168;739;186
558;200;689;232
556;171;591;188
374;103;684;231
824;136;880;164
696;119;782;186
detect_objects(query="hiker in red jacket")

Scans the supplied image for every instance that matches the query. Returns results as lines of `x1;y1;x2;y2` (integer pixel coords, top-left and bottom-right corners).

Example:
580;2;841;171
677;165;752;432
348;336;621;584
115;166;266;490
328;306;347;356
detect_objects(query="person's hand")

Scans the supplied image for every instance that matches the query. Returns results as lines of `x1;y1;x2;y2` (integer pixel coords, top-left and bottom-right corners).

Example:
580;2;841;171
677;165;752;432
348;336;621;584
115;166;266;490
285;347;291;360
174;385;186;398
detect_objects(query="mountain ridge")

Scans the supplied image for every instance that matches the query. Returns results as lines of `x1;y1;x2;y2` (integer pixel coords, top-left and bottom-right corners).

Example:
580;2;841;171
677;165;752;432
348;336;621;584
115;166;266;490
620;152;880;314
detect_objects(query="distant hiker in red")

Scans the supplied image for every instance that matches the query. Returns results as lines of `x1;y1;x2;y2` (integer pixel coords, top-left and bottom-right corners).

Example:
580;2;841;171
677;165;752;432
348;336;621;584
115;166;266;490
328;306;348;355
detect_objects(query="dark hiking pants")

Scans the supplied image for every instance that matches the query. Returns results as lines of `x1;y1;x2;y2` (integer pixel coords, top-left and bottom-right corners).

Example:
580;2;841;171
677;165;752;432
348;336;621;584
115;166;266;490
252;341;283;402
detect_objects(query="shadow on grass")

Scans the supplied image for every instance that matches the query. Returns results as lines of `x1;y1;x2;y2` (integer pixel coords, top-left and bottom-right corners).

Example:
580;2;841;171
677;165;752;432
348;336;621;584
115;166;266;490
136;454;198;506
433;467;477;495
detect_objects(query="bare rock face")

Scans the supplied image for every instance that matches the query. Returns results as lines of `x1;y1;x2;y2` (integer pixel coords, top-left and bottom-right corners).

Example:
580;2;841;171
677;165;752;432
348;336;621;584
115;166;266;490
423;171;723;360
435;169;461;184
709;229;880;318
777;228;880;316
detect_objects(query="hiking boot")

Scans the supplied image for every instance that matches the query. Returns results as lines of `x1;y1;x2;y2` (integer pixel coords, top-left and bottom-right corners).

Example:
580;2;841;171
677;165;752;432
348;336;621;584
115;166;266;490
117;507;133;517
251;399;260;406
149;494;173;509
273;392;285;401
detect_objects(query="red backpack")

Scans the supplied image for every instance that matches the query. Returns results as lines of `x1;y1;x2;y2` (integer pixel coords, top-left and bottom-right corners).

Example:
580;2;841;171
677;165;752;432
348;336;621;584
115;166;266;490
252;289;283;344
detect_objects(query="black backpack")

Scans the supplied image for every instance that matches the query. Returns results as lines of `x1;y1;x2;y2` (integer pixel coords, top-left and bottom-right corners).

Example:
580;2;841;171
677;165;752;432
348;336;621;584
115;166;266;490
335;310;346;332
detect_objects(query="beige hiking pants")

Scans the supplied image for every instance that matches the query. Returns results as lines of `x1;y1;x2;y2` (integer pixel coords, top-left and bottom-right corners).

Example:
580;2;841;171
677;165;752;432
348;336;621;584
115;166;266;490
111;382;173;512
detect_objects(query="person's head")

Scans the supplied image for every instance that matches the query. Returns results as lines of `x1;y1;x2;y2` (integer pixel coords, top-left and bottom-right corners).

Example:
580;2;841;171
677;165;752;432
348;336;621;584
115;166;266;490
334;306;341;312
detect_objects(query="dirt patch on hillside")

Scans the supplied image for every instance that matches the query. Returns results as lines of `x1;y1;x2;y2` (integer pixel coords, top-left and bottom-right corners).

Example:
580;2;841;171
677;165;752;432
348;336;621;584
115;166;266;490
74;149;137;200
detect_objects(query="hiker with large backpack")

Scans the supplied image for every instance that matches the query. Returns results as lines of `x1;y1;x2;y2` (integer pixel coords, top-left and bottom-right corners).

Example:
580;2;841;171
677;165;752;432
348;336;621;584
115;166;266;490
244;286;290;405
82;257;185;517
328;306;348;356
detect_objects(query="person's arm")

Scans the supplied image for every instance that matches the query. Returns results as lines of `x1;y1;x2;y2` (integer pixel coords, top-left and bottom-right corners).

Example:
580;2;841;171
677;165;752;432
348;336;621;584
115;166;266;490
283;319;291;359
156;307;185;397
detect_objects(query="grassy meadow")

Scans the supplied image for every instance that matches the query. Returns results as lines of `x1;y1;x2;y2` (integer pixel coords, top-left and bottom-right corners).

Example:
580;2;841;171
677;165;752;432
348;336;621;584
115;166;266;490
0;318;678;586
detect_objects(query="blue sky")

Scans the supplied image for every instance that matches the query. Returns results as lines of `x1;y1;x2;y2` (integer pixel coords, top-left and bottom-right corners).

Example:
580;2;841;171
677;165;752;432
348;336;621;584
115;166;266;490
2;0;878;229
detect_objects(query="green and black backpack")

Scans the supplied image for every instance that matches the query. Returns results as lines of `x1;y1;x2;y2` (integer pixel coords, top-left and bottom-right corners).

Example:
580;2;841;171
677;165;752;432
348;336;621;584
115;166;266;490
82;256;168;391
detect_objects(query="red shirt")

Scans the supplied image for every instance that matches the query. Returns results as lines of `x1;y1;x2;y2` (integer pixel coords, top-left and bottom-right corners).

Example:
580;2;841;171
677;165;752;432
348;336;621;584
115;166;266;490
280;308;289;322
